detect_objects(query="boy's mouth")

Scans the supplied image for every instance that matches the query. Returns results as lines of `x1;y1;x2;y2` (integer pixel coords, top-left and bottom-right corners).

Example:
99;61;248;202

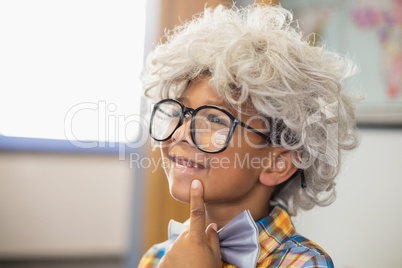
170;156;206;170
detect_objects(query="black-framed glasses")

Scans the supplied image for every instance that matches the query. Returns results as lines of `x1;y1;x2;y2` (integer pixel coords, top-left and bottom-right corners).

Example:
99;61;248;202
149;98;272;153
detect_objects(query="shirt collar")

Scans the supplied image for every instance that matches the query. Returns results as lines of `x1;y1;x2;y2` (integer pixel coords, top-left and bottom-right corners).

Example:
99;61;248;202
255;204;296;262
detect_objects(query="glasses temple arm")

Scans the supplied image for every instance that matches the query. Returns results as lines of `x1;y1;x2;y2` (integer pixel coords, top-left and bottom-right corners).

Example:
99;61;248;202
236;120;272;144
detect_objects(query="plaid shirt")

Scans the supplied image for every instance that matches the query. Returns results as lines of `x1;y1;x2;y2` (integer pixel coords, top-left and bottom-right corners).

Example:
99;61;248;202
138;205;334;268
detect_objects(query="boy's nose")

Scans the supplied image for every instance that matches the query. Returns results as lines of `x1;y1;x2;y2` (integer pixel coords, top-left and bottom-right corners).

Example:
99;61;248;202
183;110;192;118
171;118;195;147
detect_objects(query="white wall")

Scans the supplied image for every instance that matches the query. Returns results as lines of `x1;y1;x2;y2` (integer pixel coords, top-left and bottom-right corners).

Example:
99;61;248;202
294;128;402;268
0;152;133;259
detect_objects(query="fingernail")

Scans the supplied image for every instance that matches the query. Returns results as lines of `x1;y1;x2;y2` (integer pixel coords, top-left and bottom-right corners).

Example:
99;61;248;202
191;180;200;189
212;223;217;232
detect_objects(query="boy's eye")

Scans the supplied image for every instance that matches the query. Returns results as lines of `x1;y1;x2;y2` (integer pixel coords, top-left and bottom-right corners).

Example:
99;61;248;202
157;106;181;118
207;114;229;126
171;109;181;118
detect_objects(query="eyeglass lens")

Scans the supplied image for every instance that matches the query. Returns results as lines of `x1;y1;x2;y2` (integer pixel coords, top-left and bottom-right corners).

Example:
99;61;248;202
152;101;182;140
151;101;232;152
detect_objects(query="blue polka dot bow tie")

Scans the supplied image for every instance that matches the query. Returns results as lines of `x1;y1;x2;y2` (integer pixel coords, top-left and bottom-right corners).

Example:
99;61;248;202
168;210;260;268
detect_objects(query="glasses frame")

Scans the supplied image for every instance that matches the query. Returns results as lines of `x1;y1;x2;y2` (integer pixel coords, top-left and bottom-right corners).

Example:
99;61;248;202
150;98;272;153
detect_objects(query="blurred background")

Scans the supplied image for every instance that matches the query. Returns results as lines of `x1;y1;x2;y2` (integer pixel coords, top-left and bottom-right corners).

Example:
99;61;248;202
0;0;401;268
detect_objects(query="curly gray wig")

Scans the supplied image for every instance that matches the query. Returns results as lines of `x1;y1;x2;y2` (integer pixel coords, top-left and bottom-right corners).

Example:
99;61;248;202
143;4;360;216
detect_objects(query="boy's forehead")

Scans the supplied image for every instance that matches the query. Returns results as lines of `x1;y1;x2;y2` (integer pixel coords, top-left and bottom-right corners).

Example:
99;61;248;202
178;95;226;108
177;75;260;118
178;93;259;120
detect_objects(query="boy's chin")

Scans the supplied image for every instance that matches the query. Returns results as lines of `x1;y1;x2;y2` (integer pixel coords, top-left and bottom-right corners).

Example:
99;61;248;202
168;177;193;203
168;177;210;204
169;187;191;203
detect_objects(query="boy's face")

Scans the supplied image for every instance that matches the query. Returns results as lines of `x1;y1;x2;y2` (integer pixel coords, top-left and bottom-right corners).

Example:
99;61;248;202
160;76;276;204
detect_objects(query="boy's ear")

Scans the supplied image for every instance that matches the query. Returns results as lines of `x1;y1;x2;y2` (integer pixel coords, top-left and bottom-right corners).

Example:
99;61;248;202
259;148;298;187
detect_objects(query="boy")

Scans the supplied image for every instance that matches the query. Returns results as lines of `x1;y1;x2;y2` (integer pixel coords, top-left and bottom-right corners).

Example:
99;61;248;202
139;4;359;268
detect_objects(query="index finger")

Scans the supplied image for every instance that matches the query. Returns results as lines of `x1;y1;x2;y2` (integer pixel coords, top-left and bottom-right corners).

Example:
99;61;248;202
189;179;206;239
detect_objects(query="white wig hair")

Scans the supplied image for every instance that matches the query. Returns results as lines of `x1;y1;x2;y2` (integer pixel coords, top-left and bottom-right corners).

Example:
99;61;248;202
143;4;360;216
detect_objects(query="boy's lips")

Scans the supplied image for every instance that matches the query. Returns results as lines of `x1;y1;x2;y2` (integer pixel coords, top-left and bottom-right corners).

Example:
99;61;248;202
169;155;206;170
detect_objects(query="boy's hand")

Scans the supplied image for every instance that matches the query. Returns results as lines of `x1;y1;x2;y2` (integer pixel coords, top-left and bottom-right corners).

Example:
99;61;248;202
159;180;221;268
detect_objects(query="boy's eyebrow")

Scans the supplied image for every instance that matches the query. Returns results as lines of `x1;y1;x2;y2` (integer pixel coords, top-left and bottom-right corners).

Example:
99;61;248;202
177;96;188;103
207;100;226;107
177;97;236;113
208;100;239;115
